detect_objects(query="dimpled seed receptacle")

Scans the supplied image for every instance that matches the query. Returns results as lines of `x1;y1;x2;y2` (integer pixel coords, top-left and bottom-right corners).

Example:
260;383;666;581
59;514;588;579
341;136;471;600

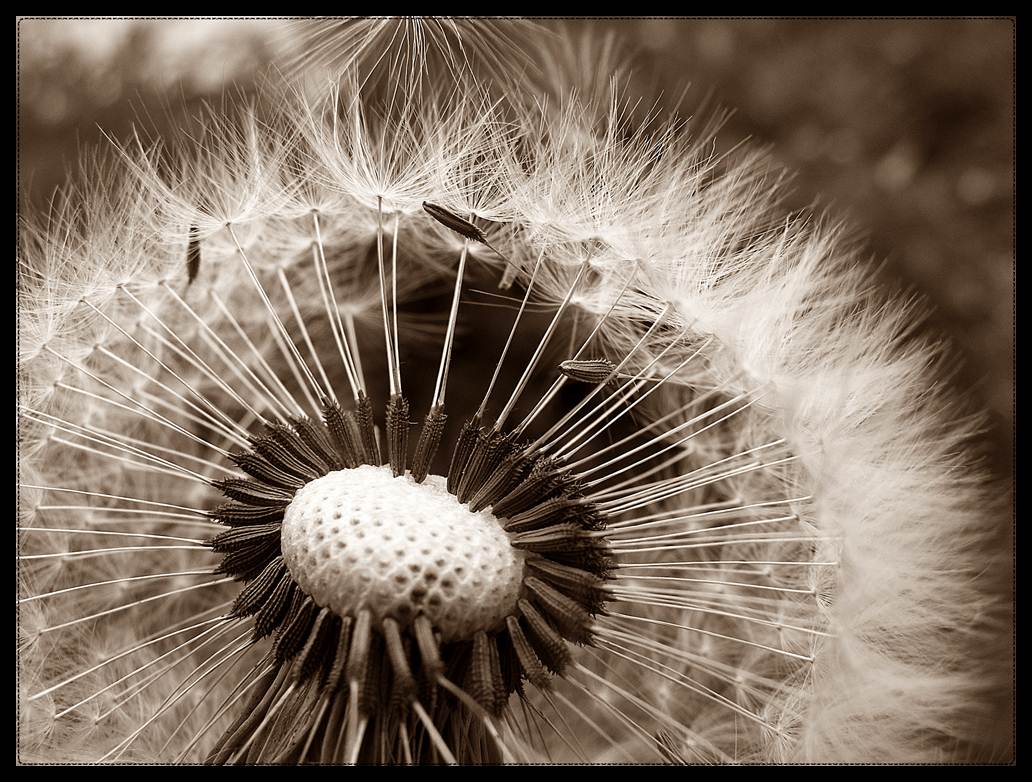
280;465;526;641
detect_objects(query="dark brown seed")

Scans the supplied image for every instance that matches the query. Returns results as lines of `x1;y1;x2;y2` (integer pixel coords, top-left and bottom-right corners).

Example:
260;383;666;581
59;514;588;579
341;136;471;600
517;599;571;674
208;523;281;553
253;576;296;640
258;423;326;479
510;523;598;555
228;450;304;491
382;617;416;702
385;394;410;477
422;201;486;243
209;502;286;527
458;429;517;503
322;615;353;693
502;496;595;533
313;613;344;684
216;538;281;581
469;631;505;716
186;226;201;285
322;400;360;469
506;615;550;689
486;631;508;715
293;607;335;681
355;391;381;465
525;577;594;644
468;447;533;512
214;478;293;507
526;557;609;614
231;556;286;617
447;416;481;493
274;594;316;662
496;625;524;697
290;416;339;472
546;545;614;578
411;405;447;484
558;358;617;383
346;609;373;714
490;457;566;518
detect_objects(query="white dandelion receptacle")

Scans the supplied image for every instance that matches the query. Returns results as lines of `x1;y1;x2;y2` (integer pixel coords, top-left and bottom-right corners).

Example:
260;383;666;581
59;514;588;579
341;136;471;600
17;21;1007;764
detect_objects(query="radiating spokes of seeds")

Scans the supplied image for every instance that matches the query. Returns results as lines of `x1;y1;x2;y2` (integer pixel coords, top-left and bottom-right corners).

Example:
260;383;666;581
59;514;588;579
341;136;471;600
20;208;831;764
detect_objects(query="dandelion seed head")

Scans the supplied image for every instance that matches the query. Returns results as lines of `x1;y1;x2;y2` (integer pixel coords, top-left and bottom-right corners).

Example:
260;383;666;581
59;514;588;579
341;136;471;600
17;19;1008;765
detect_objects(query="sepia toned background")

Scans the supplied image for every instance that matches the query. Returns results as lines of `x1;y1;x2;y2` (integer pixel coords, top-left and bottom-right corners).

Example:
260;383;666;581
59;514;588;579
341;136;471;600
17;18;1014;473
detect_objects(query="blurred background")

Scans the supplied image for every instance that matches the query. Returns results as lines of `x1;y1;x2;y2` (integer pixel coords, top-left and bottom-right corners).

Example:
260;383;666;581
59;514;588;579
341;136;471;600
17;18;1014;475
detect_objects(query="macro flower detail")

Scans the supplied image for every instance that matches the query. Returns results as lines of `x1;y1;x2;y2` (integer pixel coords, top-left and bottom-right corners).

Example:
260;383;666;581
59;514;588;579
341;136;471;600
199;309;617;763
17;20;1009;765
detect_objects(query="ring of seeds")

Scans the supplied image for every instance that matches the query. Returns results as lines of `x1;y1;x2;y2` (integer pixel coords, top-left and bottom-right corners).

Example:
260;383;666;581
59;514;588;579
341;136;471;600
208;399;611;764
203;204;614;764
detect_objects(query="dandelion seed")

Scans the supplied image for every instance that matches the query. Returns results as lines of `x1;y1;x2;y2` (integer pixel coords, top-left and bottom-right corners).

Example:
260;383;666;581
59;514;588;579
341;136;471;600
18;20;1008;765
185;226;201;286
559;358;618;384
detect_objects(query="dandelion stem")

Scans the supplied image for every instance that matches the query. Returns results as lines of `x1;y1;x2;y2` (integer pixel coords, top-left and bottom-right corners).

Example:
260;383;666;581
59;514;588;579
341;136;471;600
45;433;211;485
42;346;230;457
138;285;281;419
549;687;636;763
209;291;308;418
430;239;470;409
52;617;240;720
100;625;249;724
576;657;731;761
391;212;402;392
179;661;276;762
475;249;545;419
312;211;363;397
595;636;777;730
152;631;255;746
556;335;711;465
26;614;230;701
24;407;236;478
598;455;800;513
495;258;591;430
342;311;367;394
227;224;326;404
86;306;256;440
375;199;400;397
35;577;231;635
514;267;639;437
581;396;772;486
277;266;338;402
34;505;208;521
607;497;808;533
17;570;216;614
19;484;208;514
124;284;280;427
18;527;206;545
610;513;799;545
527;302;673;454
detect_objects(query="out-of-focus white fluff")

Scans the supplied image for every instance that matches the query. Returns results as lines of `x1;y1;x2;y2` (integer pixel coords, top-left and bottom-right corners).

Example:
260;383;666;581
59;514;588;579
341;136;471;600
654;229;1004;760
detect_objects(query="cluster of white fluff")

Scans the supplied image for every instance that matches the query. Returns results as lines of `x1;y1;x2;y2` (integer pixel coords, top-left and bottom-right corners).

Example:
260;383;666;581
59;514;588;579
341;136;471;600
17;22;1007;763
